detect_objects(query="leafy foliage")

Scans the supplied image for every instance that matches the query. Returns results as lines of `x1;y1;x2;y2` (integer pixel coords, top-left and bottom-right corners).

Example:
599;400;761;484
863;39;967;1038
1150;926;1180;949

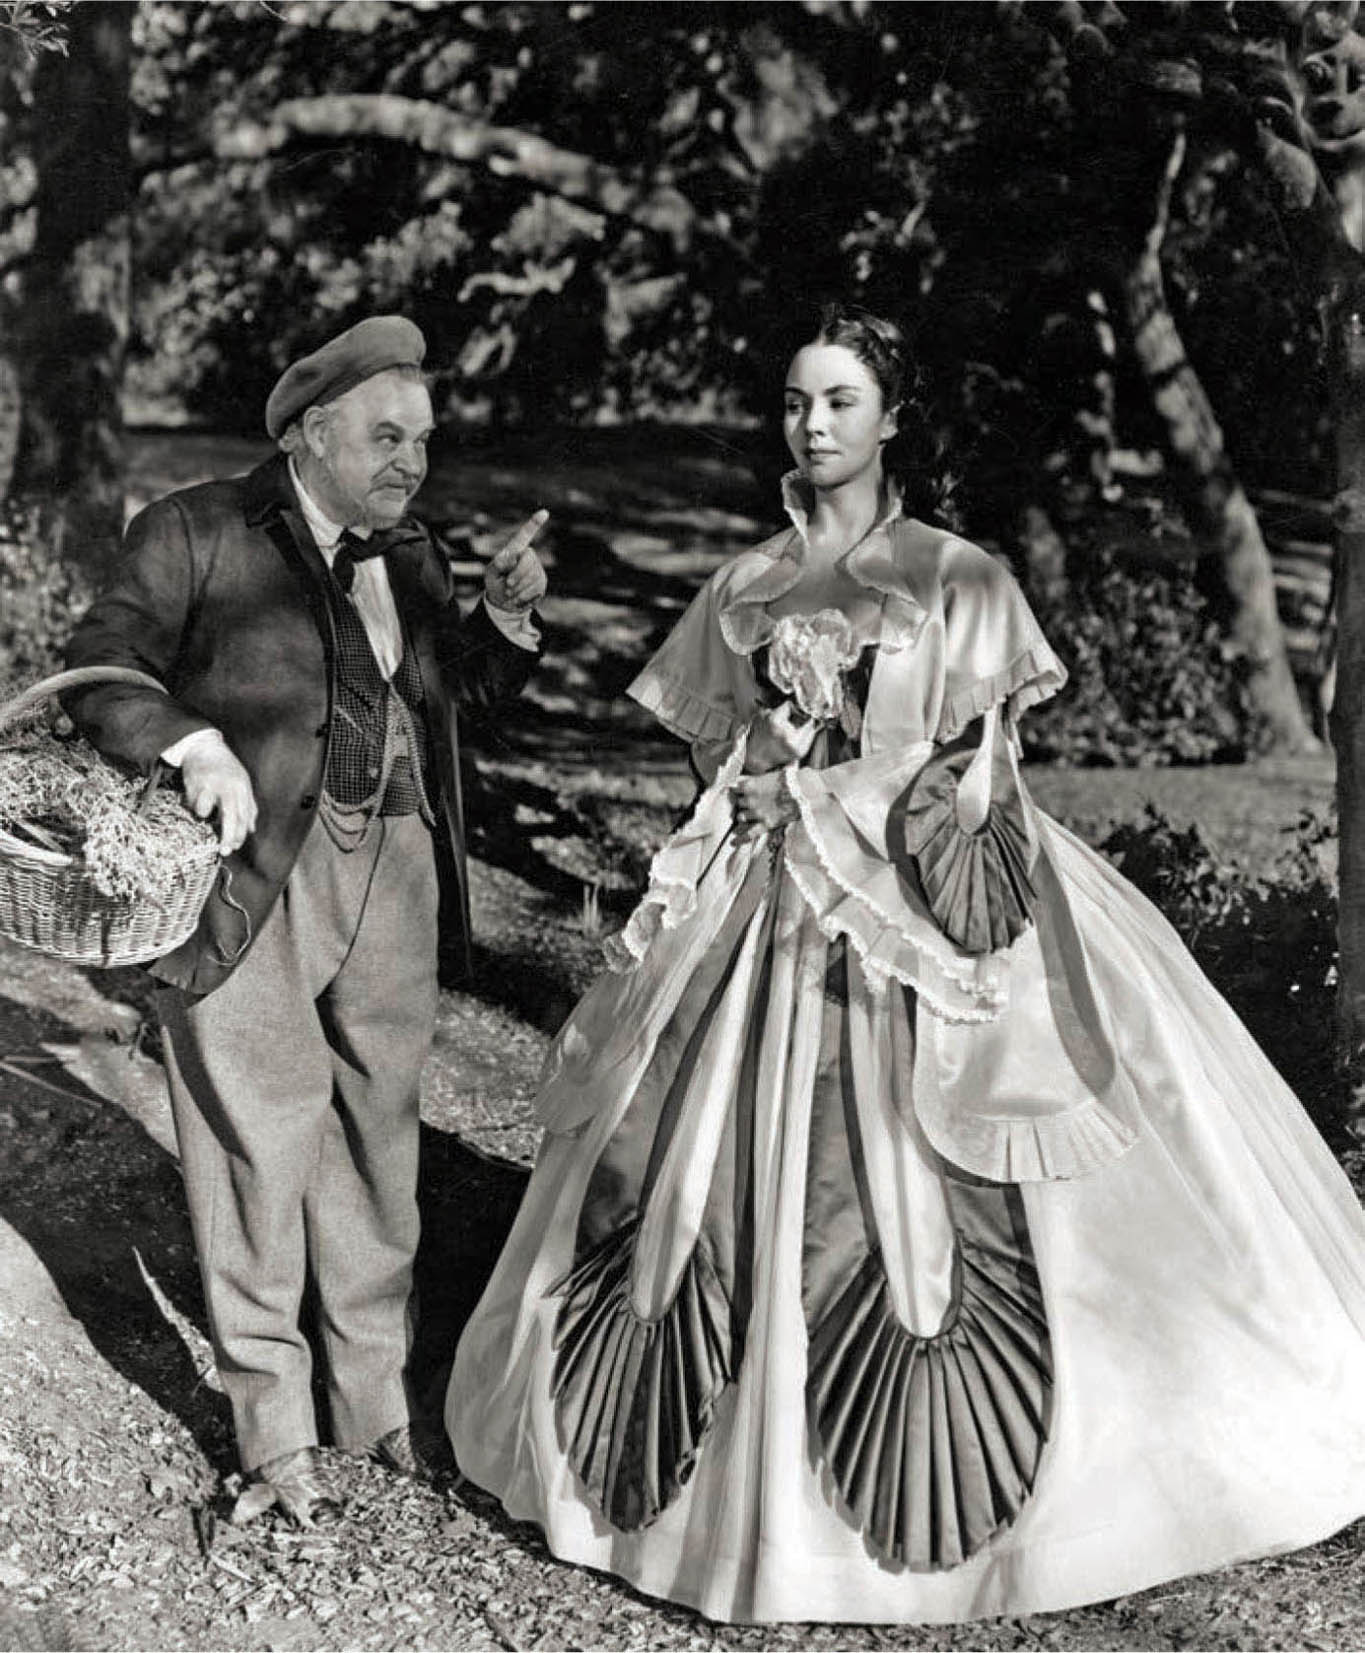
1022;519;1258;767
120;0;1334;545
0;498;90;681
0;1;69;66
0;0;1338;756
129;2;796;429
1102;804;1343;1132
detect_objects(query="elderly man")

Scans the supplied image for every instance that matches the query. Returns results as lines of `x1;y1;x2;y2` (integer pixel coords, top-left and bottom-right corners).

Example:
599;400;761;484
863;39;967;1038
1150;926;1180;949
64;316;547;1524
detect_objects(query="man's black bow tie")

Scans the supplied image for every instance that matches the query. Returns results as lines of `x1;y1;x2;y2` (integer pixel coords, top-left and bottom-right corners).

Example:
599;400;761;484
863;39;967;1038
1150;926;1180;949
332;524;425;594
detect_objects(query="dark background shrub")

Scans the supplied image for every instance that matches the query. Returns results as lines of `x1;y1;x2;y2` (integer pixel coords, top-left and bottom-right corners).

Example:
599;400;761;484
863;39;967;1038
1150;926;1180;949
1100;806;1345;1147
1023;533;1256;768
0;502;93;687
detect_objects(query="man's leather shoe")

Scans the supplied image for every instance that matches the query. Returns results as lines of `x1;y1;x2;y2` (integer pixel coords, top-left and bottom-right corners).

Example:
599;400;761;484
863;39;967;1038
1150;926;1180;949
250;1446;343;1528
367;1423;456;1484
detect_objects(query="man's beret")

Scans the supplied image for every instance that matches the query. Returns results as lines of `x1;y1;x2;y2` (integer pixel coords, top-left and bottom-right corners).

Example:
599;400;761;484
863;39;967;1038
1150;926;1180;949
264;315;427;439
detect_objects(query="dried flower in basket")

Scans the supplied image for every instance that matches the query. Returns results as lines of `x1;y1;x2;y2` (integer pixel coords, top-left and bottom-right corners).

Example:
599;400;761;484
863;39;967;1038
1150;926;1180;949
766;608;864;737
0;717;217;905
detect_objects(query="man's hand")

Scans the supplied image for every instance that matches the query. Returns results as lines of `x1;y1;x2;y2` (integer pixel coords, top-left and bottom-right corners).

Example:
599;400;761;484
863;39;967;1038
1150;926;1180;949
732;770;800;840
484;509;549;613
181;736;258;855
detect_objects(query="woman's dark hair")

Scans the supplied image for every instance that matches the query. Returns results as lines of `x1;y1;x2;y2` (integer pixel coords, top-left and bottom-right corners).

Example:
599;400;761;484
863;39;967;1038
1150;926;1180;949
768;299;961;527
810;301;908;410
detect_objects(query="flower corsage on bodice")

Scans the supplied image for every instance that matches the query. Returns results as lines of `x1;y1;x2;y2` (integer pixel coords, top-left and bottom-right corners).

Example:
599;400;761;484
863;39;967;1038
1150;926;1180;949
755;608;874;760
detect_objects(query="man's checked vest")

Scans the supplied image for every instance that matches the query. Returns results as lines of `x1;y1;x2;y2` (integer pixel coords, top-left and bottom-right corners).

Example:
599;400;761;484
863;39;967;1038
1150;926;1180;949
320;581;435;846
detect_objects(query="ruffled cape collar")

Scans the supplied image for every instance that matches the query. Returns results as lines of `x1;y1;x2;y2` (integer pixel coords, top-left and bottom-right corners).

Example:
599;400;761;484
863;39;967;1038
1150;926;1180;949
719;472;939;655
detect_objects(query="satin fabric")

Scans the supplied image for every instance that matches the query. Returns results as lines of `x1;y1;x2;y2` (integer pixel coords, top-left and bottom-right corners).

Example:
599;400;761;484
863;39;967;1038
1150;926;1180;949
449;805;1365;1623
448;513;1365;1624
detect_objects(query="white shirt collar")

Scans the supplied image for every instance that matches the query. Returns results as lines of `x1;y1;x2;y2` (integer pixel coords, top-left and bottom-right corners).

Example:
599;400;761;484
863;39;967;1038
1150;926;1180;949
287;456;370;559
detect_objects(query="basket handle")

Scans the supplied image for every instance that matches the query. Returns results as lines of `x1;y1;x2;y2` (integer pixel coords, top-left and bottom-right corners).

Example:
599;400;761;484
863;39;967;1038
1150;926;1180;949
0;665;184;820
0;665;174;738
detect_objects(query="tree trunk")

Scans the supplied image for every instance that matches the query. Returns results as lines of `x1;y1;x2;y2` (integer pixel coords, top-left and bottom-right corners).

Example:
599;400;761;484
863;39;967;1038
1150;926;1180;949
1018;503;1071;610
1327;291;1365;1123
1121;133;1319;752
7;2;131;572
0;356;18;501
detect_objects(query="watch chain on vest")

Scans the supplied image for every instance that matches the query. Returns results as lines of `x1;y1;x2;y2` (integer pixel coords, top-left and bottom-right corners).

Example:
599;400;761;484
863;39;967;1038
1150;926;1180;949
319;587;436;851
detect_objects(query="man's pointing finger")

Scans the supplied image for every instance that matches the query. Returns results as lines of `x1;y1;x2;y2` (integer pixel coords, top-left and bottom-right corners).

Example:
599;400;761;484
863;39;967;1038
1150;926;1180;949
489;508;549;571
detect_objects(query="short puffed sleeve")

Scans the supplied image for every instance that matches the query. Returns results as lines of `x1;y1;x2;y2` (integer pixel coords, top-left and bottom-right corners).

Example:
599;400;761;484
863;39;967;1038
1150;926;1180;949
626;565;763;744
936;540;1067;742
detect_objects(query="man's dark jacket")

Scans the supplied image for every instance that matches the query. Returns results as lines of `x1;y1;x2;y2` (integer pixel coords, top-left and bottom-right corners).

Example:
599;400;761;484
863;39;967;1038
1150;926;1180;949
64;454;535;998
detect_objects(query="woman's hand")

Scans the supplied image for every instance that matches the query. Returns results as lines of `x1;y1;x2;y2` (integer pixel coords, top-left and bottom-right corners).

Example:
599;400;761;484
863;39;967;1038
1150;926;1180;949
732;770;800;840
743;702;817;774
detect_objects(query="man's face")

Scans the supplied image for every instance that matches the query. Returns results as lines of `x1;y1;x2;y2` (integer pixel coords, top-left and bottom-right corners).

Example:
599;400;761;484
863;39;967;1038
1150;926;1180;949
305;370;434;530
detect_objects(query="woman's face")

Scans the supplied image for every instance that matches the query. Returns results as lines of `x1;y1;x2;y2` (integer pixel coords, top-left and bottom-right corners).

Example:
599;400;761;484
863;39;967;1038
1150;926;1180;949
784;341;897;492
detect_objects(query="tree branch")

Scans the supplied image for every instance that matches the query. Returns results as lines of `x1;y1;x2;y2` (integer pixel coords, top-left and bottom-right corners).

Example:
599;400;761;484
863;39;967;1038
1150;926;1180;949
214;94;696;251
1141;126;1186;269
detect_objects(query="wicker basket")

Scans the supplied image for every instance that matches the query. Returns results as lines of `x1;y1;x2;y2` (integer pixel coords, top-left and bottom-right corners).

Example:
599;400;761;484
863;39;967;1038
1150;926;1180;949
0;666;220;967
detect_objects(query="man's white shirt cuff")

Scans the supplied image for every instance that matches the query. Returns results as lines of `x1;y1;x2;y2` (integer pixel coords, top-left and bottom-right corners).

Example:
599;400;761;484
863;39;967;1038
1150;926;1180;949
160;727;227;767
482;596;540;651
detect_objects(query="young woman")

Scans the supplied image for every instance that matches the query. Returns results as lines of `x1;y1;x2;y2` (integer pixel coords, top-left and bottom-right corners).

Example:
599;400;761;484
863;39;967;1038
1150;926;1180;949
447;303;1365;1625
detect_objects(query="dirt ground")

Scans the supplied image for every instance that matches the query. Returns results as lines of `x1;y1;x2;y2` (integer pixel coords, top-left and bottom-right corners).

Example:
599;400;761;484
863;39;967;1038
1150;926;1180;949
0;429;1359;1652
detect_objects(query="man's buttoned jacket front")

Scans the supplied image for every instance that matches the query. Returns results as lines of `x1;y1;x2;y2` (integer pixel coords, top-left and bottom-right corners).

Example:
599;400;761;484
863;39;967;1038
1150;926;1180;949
65;453;534;997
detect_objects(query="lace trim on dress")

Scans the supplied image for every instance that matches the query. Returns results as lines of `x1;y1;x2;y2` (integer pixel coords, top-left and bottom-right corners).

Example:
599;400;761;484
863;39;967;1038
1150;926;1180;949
602;733;748;971
719;566;905;658
781;767;1012;1022
781;845;1004;1025
938;640;1067;743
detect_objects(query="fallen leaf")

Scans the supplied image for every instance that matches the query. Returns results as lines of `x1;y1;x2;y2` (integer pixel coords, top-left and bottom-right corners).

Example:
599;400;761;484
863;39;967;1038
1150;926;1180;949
293;1540;336;1562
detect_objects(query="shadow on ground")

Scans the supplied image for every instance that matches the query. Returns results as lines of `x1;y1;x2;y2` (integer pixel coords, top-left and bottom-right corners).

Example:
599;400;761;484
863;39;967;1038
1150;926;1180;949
0;976;530;1457
0;989;230;1464
410;1127;530;1418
